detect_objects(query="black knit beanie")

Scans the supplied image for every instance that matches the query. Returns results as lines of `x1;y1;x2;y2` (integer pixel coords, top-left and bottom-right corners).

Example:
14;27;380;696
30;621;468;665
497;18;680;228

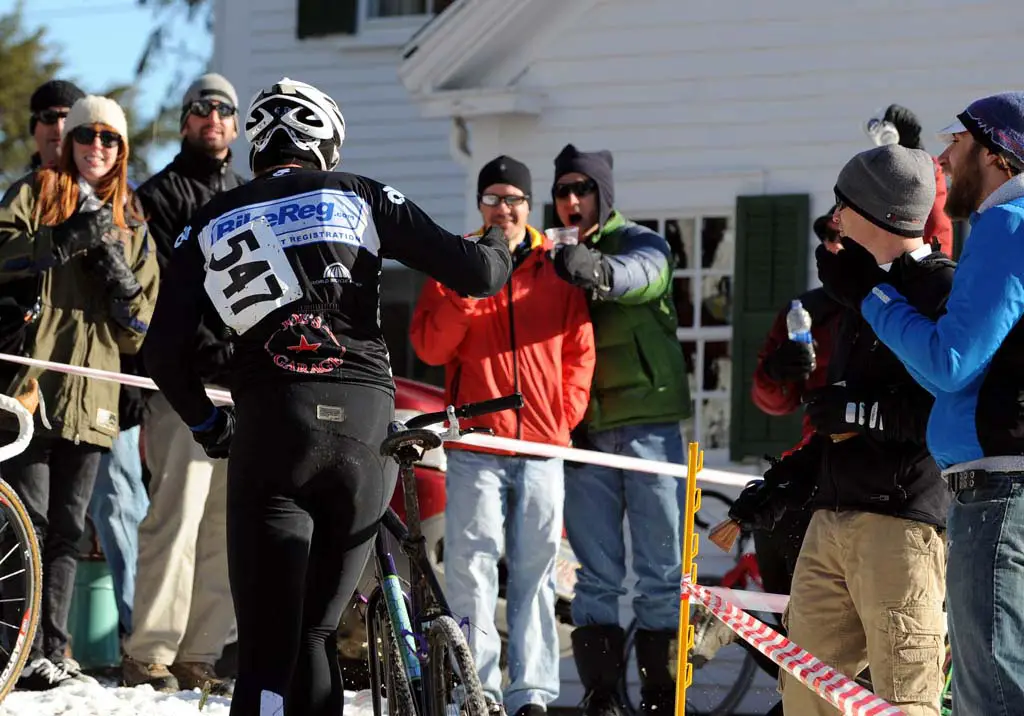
29;79;85;134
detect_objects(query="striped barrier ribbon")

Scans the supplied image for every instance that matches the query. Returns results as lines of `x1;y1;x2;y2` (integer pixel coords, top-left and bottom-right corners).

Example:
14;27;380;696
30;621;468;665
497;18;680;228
683;578;904;715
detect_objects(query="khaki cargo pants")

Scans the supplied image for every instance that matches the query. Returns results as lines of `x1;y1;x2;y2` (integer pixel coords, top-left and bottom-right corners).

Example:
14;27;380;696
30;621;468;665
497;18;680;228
780;510;946;715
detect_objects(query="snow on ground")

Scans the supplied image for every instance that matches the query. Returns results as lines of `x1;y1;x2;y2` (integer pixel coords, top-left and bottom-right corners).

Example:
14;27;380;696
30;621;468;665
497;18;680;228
0;681;381;716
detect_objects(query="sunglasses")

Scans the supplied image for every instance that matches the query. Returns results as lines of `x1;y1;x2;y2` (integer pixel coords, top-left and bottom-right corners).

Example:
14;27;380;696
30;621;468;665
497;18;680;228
35;109;69;126
553;179;597;199
188;99;237;119
71;126;122;149
480;193;529;208
833;196;846;213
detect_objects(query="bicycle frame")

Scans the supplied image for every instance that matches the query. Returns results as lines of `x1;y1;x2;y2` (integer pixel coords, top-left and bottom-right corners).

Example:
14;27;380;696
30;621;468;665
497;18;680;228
367;393;523;716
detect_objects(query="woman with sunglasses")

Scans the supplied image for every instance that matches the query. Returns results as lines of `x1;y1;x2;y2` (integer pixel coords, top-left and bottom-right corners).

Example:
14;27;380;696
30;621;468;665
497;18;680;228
0;95;159;690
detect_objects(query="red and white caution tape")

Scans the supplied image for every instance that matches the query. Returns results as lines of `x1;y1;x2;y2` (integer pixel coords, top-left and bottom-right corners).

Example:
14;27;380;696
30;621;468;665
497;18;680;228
684;578;904;715
706;585;789;614
0;353;758;487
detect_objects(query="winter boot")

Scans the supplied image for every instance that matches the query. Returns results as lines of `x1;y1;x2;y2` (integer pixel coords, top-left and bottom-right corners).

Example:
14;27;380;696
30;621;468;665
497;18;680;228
570;625;627;716
635;629;676;715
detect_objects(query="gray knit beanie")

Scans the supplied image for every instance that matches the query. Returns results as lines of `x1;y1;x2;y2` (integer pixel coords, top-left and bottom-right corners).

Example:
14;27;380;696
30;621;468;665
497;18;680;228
834;144;936;238
180;73;239;130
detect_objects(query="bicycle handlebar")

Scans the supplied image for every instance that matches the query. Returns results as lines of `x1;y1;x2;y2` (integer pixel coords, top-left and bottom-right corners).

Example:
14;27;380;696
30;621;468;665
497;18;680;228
0;388;35;464
404;393;524;431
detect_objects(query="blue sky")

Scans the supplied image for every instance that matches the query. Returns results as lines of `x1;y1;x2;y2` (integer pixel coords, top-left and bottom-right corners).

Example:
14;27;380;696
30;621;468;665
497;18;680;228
5;0;212;172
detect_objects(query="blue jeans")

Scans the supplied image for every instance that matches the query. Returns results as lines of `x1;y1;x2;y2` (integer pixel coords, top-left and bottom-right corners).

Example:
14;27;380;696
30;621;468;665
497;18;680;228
947;473;1024;715
88;425;149;635
564;422;684;632
444;450;564;714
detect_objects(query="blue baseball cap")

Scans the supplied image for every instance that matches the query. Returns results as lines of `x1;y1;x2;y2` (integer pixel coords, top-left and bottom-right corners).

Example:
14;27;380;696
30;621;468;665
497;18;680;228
938;92;1024;171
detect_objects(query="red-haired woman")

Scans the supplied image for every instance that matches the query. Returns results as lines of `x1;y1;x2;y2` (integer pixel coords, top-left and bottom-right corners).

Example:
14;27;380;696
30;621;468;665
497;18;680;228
0;95;158;689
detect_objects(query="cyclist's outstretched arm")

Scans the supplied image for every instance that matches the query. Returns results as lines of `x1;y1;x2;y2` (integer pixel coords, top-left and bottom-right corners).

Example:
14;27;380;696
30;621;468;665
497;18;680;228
142;218;218;430
358;177;512;298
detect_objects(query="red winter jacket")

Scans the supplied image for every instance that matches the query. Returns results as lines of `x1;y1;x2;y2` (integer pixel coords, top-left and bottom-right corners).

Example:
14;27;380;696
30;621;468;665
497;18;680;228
927;159;953;257
410;226;595;450
751;288;842;454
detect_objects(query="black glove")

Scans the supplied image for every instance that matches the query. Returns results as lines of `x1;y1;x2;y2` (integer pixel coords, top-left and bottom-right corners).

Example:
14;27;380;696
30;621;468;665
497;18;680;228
762;339;816;382
81;242;142;300
192;406;235;460
49;205;116;264
804;385;884;440
884;104;924;150
729;479;788;533
553;243;611;294
815;239;887;310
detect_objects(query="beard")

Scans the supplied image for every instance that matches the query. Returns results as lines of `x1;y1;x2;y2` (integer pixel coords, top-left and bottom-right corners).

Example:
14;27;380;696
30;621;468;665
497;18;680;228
944;145;986;220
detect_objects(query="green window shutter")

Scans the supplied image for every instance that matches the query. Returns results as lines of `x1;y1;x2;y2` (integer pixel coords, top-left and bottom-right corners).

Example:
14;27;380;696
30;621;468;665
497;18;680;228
729;194;811;462
297;0;358;39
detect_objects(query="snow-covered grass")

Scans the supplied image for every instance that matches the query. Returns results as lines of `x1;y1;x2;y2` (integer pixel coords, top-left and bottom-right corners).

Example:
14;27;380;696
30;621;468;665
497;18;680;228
0;682;380;716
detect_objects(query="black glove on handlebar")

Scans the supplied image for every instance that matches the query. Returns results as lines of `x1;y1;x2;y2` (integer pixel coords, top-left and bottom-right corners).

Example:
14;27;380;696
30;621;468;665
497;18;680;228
192;406;235;460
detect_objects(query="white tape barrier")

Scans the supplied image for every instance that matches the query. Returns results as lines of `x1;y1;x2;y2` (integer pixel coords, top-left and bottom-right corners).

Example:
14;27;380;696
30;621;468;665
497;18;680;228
0;352;757;488
706;585;789;614
684;579;903;715
0;353;233;405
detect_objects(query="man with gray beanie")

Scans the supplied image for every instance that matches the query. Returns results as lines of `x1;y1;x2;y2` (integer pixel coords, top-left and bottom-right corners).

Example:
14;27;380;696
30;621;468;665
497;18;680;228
766;143;956;714
124;71;244;694
826;92;1024;713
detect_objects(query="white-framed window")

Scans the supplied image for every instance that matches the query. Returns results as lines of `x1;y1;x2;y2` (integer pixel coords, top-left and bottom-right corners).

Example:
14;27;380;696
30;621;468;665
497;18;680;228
366;0;456;19
633;213;735;462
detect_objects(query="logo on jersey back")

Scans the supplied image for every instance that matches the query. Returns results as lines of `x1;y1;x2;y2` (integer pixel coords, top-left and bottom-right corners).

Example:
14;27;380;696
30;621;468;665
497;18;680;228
207;189;378;254
264;313;346;375
174;225;191;248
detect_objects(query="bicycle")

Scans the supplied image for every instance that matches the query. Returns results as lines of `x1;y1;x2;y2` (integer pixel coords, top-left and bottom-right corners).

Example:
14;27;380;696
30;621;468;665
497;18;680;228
619;489;759;716
0;379;45;702
365;392;525;716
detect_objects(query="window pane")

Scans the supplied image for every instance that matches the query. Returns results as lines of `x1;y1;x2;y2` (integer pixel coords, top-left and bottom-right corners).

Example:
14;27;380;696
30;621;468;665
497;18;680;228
680;340;697;392
635;218;660;233
433;0;457;12
701;216;732;270
368;0;427;17
673;277;694;328
700;274;732;326
666;218;695;270
701;397;731;449
703;341;731;391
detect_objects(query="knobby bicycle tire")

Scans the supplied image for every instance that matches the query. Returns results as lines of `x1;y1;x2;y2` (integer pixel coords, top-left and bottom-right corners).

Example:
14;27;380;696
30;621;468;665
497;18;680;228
428;615;488;716
367;586;418;716
0;479;42;702
383;618;417;716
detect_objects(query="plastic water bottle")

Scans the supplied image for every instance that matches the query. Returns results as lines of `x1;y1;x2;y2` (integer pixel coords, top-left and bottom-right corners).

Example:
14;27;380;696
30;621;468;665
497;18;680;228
786;299;814;346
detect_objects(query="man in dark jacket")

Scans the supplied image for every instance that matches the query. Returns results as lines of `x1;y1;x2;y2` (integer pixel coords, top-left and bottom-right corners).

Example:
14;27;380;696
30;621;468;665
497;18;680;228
754;144;952;715
122;72;245;694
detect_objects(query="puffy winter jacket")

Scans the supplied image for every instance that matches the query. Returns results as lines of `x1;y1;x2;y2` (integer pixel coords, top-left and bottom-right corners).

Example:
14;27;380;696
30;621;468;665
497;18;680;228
410;225;595;448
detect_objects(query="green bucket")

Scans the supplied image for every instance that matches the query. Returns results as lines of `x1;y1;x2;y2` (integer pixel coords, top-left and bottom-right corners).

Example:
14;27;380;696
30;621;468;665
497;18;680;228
67;558;121;669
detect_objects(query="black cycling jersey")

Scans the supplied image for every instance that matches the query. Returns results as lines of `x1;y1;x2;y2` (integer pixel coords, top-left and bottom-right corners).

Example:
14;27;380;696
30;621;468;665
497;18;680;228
143;166;512;428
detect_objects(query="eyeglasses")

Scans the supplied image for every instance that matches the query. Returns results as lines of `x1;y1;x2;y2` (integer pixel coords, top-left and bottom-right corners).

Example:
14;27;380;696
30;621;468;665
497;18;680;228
188;99;237;119
35;109;69;126
71;126;122;149
833;196;846;213
479;193;529;208
553;179;597;199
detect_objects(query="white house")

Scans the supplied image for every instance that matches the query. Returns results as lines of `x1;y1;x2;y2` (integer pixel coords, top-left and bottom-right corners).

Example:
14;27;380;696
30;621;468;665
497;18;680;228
211;0;1020;708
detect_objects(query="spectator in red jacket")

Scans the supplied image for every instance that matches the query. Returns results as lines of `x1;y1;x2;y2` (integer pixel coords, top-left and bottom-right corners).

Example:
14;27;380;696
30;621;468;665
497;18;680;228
751;210;844;444
410;155;595;716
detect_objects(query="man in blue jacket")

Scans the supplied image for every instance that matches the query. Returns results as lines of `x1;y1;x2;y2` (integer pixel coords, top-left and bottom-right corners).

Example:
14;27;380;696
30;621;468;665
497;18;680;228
816;92;1024;714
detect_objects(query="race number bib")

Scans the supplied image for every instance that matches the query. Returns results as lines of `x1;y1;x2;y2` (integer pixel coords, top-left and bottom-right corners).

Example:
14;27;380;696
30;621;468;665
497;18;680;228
204;218;302;335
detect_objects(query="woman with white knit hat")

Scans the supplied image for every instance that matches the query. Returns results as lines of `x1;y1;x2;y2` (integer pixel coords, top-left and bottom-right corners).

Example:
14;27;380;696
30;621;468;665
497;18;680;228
0;95;159;689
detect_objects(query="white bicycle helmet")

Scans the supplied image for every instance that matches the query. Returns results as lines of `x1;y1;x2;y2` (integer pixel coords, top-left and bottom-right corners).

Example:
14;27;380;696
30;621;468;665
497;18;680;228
245;77;346;173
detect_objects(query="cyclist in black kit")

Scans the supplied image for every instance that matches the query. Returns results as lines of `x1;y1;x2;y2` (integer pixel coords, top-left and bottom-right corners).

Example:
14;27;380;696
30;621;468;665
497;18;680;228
142;78;513;716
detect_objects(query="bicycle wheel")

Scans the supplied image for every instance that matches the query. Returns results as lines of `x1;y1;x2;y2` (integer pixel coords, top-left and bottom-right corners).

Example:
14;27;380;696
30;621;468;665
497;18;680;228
367;586;418;716
0;479;41;701
428;615;487;716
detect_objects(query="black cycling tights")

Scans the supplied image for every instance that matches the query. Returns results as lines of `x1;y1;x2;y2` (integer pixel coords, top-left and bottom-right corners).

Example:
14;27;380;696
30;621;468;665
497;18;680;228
227;381;397;716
